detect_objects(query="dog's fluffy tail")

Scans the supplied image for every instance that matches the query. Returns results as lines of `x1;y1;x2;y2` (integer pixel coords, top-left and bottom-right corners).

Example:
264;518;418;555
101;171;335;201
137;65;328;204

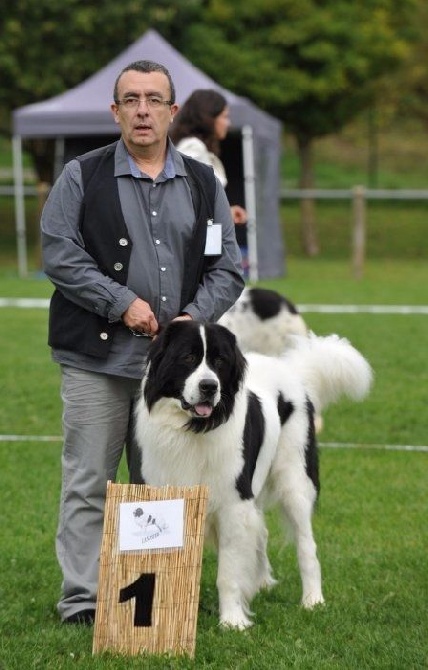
284;333;373;412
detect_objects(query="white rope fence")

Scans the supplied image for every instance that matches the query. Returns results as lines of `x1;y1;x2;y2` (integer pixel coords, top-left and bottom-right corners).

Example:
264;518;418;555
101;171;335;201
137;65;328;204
1;298;427;314
0;434;426;452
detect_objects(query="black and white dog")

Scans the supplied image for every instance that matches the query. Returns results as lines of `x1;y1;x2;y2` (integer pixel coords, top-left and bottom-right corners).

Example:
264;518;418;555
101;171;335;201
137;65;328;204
135;321;372;629
218;287;308;357
219;287;326;431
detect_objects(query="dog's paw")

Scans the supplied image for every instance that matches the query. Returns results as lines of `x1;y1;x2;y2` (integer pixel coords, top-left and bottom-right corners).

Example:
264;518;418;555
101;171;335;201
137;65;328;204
259;575;278;591
301;593;325;609
219;611;253;630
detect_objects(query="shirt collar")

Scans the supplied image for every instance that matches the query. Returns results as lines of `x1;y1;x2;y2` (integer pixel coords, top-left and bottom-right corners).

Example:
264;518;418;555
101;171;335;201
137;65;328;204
114;137;187;180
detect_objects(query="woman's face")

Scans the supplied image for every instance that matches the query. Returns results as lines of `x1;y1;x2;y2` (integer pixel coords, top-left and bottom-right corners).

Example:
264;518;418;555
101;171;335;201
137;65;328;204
213;106;231;141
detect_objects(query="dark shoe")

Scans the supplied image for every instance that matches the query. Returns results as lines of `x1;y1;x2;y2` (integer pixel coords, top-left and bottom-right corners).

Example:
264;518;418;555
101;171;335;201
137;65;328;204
63;608;96;625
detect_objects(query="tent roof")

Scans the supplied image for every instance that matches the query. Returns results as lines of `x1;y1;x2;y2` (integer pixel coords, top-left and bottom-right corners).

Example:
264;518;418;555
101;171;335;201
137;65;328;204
13;29;281;140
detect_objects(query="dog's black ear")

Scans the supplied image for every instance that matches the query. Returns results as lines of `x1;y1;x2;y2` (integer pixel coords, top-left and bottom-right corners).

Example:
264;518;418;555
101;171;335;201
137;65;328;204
214;323;247;392
144;322;182;410
231;339;247;392
146;321;177;367
147;320;199;369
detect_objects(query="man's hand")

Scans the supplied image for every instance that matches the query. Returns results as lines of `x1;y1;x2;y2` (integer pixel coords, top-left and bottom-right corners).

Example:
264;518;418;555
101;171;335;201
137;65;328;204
122;298;159;336
231;205;247;225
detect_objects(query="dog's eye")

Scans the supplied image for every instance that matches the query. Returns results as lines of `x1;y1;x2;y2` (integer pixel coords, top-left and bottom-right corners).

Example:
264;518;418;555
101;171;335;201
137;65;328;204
184;353;196;364
213;357;224;369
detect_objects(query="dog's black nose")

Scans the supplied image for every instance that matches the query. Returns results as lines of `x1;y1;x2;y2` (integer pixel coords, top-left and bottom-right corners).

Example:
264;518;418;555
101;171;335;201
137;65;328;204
199;379;218;397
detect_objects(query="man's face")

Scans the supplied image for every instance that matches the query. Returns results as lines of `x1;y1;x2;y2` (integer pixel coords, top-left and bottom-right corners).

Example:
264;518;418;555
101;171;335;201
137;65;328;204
111;70;178;152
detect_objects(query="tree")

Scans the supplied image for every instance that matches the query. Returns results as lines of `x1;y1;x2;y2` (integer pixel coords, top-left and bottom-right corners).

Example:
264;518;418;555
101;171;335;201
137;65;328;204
0;0;202;179
179;0;416;254
395;1;428;130
0;0;419;253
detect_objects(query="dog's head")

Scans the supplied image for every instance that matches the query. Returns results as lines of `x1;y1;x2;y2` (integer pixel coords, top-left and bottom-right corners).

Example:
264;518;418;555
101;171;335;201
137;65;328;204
143;321;247;433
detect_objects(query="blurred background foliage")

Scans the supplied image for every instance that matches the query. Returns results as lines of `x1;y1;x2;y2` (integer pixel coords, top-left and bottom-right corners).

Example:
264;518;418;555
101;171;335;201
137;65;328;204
1;0;427;259
1;0;427;160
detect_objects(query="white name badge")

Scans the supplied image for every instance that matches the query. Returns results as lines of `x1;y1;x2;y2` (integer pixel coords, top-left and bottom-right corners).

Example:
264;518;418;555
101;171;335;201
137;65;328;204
204;223;222;256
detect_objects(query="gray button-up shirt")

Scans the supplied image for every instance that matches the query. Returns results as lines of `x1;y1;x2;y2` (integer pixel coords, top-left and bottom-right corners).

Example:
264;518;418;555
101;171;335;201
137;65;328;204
41;139;244;378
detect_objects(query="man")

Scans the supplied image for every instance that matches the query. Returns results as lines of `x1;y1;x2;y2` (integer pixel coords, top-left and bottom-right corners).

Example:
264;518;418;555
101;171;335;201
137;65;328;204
41;60;244;625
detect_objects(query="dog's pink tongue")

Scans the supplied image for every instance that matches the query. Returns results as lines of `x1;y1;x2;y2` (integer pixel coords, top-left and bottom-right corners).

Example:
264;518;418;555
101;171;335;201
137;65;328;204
195;403;213;417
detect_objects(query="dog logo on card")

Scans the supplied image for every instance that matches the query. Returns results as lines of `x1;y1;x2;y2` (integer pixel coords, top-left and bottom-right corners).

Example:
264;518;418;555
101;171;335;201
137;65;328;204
119;499;185;551
133;507;168;543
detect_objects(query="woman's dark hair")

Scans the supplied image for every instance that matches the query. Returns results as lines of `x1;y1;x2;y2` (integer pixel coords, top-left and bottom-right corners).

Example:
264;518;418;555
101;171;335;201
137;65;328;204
169;89;227;155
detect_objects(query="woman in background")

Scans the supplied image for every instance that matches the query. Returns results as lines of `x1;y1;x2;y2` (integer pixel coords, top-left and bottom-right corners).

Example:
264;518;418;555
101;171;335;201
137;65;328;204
170;89;249;273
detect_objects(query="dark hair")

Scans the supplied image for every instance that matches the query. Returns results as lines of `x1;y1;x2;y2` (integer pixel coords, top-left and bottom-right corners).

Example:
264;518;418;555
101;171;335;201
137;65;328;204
169;89;227;155
113;60;176;104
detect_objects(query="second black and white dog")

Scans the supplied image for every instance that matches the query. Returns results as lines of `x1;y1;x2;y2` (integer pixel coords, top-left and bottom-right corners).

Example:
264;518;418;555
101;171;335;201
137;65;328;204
135;321;373;629
218;287;308;356
220;287;324;431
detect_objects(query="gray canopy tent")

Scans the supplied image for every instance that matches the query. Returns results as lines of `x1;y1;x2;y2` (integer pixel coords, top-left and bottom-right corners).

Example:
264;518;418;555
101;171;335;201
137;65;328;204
13;29;285;280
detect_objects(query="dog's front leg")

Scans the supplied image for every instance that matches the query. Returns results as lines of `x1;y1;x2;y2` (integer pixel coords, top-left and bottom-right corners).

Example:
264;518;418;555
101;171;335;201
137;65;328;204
215;500;267;629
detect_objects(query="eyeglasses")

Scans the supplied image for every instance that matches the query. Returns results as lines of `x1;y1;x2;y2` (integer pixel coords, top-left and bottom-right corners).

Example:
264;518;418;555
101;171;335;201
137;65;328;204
116;95;173;110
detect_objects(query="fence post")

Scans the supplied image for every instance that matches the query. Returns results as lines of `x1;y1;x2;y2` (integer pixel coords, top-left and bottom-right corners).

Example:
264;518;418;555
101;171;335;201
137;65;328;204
352;185;366;279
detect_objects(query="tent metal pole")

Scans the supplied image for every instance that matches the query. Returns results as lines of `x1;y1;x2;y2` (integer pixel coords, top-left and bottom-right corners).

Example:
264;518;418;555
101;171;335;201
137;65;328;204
54;136;65;180
12;135;28;278
242;125;258;282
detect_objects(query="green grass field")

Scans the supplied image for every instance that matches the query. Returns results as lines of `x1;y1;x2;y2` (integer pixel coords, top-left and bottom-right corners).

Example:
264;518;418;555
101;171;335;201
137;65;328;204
0;258;427;669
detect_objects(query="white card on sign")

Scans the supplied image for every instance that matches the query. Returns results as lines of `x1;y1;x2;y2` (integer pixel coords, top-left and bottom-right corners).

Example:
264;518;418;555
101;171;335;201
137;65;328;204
119;499;185;551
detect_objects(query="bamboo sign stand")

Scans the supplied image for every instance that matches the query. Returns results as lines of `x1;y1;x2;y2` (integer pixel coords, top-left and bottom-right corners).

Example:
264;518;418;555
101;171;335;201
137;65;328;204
93;482;208;659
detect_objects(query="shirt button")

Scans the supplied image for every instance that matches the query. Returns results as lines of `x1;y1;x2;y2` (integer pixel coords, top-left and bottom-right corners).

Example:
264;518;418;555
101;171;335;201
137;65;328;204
113;262;123;271
152;211;157;216
160;267;166;272
100;332;108;340
155;239;160;245
119;238;128;246
161;296;167;302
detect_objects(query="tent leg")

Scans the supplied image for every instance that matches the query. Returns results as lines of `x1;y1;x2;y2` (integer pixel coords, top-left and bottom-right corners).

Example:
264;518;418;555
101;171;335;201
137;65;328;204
12;135;28;278
54;136;65;180
242;126;258;283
